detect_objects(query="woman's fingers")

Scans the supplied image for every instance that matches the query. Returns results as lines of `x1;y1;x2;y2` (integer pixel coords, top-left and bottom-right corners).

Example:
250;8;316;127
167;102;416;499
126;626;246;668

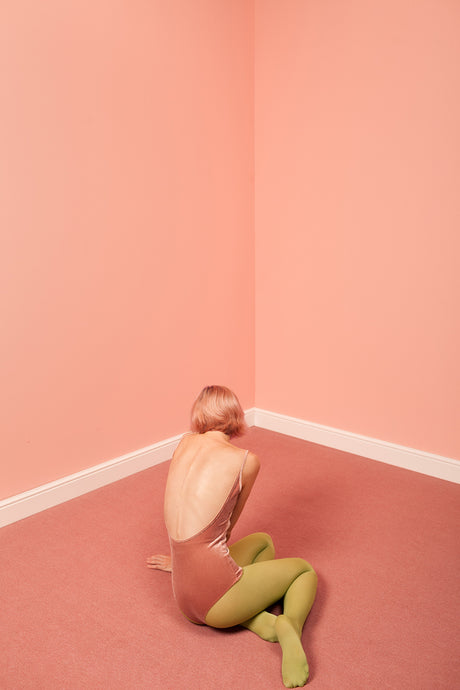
147;554;164;560
146;554;172;572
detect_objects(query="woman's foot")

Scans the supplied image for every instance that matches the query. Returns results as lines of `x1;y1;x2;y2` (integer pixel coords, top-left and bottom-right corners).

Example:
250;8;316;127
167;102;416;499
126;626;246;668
275;614;309;687
241;611;278;642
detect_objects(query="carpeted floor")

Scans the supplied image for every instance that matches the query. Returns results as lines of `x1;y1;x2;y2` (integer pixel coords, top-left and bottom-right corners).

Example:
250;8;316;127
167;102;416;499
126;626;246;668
1;427;459;689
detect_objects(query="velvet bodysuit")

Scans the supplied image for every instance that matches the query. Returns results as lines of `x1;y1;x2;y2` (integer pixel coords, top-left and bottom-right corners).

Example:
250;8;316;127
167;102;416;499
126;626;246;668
169;451;248;624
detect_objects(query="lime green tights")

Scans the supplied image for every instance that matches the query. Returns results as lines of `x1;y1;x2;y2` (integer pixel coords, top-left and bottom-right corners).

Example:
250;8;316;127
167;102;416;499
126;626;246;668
205;533;317;688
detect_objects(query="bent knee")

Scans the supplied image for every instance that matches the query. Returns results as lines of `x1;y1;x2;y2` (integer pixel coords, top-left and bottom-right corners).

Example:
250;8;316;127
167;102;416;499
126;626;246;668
250;532;275;558
293;557;316;577
256;532;274;549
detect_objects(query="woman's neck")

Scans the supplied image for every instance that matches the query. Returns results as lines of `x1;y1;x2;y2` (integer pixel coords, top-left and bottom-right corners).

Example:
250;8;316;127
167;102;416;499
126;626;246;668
204;430;230;442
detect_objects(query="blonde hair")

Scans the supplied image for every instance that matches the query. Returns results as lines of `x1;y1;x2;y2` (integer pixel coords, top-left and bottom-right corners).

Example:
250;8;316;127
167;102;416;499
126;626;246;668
191;385;247;438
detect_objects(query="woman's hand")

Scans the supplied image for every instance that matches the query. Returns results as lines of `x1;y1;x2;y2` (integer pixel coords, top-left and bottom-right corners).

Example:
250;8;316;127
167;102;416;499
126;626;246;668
146;554;172;572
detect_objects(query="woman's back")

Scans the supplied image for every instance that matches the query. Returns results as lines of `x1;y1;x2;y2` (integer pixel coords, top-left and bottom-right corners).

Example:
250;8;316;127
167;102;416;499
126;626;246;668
164;431;247;541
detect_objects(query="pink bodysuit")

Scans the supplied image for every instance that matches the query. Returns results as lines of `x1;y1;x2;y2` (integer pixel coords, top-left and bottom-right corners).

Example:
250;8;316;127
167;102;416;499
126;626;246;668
169;451;248;624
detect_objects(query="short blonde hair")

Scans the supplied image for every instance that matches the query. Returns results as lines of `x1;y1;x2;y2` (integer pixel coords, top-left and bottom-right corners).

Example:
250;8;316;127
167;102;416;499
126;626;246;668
191;385;247;438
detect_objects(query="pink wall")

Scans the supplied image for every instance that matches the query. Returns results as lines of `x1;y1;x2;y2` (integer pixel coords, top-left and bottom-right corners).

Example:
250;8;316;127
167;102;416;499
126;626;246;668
2;1;458;502
255;0;460;459
0;1;254;499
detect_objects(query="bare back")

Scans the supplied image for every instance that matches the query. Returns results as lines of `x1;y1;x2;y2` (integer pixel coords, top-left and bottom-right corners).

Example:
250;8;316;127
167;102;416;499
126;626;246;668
164;431;252;541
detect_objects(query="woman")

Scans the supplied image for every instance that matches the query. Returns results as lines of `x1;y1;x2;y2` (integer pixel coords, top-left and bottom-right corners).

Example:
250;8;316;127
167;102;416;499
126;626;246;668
148;386;317;688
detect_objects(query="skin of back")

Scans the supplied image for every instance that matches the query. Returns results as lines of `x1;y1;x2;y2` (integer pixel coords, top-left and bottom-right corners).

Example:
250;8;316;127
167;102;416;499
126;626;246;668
164;431;259;542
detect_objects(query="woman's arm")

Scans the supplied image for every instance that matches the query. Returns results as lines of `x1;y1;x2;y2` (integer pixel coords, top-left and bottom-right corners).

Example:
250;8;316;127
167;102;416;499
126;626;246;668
226;452;260;541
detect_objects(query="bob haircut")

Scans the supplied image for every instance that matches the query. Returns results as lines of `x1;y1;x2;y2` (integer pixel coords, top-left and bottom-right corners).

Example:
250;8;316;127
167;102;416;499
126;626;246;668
191;385;247;438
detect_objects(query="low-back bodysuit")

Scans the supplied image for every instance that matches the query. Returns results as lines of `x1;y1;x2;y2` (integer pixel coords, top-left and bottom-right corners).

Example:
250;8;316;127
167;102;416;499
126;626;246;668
169;451;248;624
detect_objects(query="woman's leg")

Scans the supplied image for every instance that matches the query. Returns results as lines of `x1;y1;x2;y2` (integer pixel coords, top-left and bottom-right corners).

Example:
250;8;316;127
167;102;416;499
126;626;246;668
205;557;317;688
276;568;317;688
229;532;275;566
229;533;277;640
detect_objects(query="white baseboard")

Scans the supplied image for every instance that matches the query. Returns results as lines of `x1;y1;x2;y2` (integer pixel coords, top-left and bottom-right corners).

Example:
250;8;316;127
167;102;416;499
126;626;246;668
0;434;182;529
1;408;458;528
244;408;256;428
252;408;460;484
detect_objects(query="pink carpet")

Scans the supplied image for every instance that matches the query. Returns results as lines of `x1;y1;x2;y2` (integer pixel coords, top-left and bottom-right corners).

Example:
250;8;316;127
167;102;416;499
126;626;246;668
1;427;459;689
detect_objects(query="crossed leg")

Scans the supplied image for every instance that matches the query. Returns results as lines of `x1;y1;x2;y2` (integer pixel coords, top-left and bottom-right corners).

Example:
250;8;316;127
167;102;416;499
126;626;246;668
207;533;317;688
229;531;276;566
229;533;278;641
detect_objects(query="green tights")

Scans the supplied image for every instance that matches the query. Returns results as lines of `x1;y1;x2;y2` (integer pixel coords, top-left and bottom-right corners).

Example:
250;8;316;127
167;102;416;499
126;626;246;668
205;533;317;688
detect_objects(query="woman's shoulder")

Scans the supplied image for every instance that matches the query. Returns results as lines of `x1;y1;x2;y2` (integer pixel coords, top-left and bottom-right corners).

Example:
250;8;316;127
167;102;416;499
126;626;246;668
174;432;196;452
180;431;197;442
243;450;260;476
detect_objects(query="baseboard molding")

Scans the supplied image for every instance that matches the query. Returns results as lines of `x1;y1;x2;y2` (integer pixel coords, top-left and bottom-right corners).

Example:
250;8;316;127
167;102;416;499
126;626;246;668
1;408;458;528
253;408;460;484
0;434;182;529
